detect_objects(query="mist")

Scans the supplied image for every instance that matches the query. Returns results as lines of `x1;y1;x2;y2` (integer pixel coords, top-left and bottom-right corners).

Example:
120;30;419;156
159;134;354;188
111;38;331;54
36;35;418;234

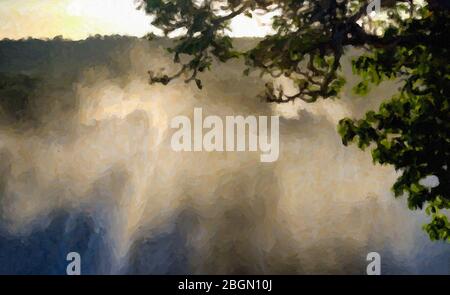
0;36;448;274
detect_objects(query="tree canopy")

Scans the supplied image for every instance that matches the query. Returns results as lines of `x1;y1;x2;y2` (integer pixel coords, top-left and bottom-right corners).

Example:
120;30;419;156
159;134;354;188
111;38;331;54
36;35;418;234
139;0;450;242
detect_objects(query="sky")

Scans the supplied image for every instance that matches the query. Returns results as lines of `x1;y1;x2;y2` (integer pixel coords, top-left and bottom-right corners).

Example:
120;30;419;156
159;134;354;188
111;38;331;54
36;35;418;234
0;0;273;40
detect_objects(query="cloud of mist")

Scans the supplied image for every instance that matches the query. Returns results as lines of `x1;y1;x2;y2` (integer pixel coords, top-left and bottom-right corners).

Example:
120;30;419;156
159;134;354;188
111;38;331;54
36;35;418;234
0;37;448;274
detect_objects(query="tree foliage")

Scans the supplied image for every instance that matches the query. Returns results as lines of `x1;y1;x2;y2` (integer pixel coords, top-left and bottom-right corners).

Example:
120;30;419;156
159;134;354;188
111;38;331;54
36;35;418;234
140;0;450;241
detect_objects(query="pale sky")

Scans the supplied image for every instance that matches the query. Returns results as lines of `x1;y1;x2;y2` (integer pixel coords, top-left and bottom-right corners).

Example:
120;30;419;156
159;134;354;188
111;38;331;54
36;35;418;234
0;0;273;40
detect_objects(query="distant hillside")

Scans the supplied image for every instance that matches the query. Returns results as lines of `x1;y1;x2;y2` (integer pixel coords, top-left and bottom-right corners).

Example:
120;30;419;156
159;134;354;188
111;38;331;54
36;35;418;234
0;36;141;75
0;36;259;126
0;36;142;125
